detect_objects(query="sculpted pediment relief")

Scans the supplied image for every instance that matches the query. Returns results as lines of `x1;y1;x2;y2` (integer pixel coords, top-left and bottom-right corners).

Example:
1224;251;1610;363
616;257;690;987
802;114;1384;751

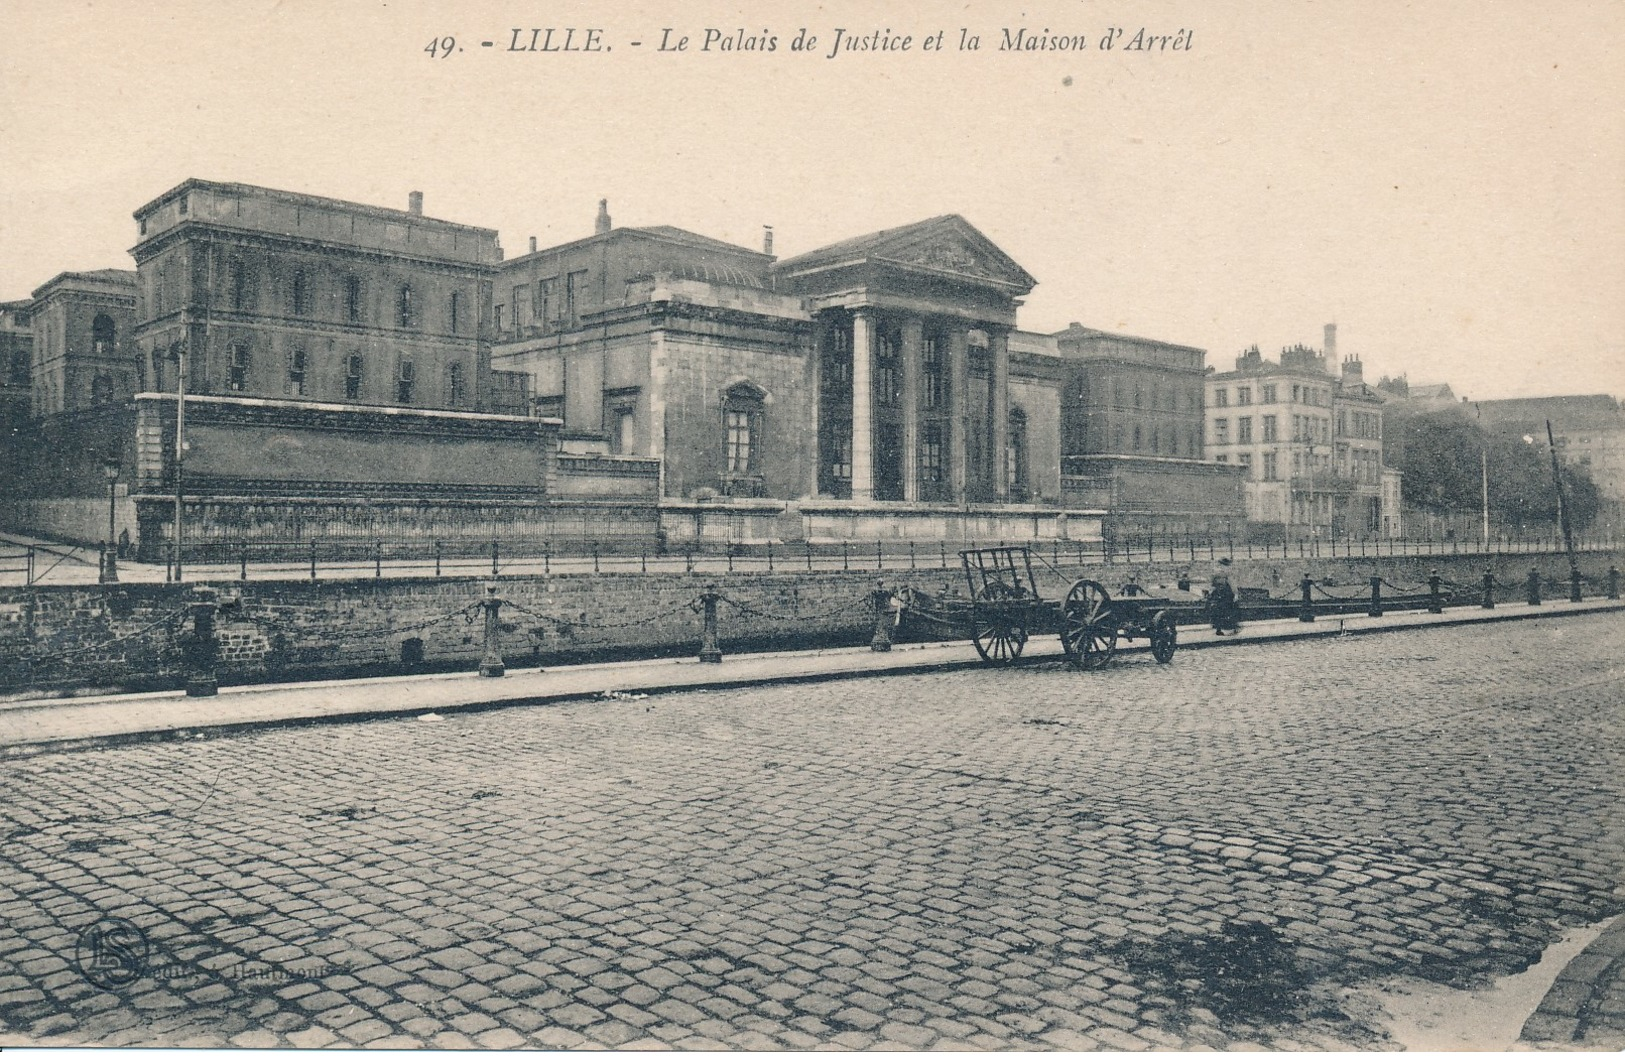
894;236;1005;281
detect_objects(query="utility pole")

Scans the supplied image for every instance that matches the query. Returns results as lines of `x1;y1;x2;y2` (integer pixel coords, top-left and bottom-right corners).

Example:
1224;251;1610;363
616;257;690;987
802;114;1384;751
1546;419;1579;586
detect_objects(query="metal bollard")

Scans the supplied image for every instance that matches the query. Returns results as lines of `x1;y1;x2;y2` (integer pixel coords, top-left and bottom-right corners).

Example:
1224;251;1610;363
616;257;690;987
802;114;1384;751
870;582;894;652
375;541;383;579
1481;569;1495;609
1299;573;1315;623
491;541;500;577
435;540;443;577
309;540;317;582
1427;570;1443;614
698;588;723;664
842;542;849;570
767;542;774;573
1527;567;1541;606
1368;575;1383;617
1609;565;1620;600
592;540;601;574
1569;566;1582;603
184;587;220;697
240;542;248;582
479;583;505;678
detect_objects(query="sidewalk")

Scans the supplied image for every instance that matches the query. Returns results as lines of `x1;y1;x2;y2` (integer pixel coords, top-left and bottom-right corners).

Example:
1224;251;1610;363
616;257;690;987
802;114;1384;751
1;593;1618;757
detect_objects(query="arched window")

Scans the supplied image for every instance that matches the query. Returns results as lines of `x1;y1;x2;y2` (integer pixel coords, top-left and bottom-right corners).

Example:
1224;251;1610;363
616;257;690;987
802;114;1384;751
92;315;116;356
397;285;416;328
723;383;766;477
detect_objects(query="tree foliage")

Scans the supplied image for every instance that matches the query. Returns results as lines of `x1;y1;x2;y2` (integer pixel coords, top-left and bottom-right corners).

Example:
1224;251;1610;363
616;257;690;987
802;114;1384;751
1387;407;1600;531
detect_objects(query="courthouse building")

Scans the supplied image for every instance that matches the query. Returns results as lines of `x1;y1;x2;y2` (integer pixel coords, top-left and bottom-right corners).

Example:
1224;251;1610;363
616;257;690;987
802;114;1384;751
0;178;1249;556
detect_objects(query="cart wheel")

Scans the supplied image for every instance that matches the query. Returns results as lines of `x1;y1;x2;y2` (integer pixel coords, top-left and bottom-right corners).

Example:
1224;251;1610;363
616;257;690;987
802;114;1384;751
1149;611;1177;664
1062;579;1117;670
971;582;1028;665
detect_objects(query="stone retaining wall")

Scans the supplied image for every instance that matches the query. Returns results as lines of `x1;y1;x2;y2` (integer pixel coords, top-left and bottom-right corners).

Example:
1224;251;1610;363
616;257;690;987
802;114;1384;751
0;549;1616;699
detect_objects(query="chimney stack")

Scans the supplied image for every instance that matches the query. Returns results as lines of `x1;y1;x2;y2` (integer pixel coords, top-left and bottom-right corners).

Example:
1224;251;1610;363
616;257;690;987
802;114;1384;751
763;226;774;255
1324;322;1337;358
529;236;538;254
1342;354;1363;380
595;199;612;235
408;191;423;216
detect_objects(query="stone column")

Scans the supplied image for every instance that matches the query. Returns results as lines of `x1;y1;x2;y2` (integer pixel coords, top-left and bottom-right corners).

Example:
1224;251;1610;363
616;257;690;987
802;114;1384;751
947;328;970;504
806;319;823;498
899;317;924;503
850;310;875;501
990;327;1011;502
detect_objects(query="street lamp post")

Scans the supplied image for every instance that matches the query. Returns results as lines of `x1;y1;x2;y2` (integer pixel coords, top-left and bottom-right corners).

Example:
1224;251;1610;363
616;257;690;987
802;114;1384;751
101;457;120;584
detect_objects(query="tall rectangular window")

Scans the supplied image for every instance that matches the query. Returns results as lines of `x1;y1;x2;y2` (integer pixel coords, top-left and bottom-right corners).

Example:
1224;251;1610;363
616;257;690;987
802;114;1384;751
1214;418;1229;444
345;354;363;400
1263;452;1278;480
398;285;415;328
875;328;900;407
565;271;587;325
446;362;466;406
1261;384;1277;404
1213;388;1228;408
920;424;944;483
725;410;753;474
288;347;307;396
513;285;532;329
290;270;310;316
229;260;250;310
344;276;362;322
396;359;415;403
1263;415;1277;442
1237;386;1252;406
921;335;944;410
449;291;462;334
227;344;249;392
1238;416;1253;443
538;278;556;330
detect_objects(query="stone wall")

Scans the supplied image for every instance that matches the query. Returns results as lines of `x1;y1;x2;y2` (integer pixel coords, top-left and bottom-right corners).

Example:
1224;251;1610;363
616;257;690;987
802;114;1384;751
1;548;1614;699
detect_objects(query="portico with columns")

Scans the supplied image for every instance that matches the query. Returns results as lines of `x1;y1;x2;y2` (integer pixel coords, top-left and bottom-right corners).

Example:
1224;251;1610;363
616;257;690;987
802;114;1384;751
773;215;1042;509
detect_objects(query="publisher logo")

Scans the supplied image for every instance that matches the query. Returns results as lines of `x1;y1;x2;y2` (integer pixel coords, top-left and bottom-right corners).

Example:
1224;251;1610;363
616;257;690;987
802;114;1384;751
76;917;149;989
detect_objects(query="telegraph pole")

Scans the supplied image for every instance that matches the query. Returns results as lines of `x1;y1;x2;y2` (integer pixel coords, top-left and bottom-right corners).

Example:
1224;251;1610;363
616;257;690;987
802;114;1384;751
1546;419;1578;586
172;342;187;584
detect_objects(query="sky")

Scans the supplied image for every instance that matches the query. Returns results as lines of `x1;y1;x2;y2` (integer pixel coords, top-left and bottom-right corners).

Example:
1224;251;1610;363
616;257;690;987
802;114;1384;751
2;0;1621;401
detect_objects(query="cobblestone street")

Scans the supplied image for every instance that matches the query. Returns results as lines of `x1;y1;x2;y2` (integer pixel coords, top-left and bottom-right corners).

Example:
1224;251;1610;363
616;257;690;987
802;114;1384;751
2;613;1622;1049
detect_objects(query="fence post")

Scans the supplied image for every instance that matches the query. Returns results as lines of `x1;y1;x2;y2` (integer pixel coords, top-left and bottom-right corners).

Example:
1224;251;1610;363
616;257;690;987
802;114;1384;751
27;545;35;586
870;582;893;653
1299;573;1315;623
698;588;723;663
940;542;947;569
1368;575;1383;617
806;543;813;572
592;540;601;574
544;543;551;576
876;540;883;571
1427;569;1443;614
1481;569;1495;609
479;583;505;678
767;542;774;573
685;548;694;574
1607;564;1619;600
240;542;248;582
374;541;383;579
842;541;849;571
491;541;500;577
1527;567;1542;606
642;547;649;574
184;586;220;697
309;540;317;582
727;546;735;573
1569;566;1582;603
435;540;443;578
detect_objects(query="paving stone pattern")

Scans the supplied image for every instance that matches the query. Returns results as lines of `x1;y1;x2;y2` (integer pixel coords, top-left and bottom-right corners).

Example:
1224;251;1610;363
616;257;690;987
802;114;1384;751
1;614;1622;1049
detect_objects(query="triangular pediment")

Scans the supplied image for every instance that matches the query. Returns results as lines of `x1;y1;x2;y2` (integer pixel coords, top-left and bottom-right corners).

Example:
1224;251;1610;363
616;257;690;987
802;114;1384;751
776;215;1036;293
